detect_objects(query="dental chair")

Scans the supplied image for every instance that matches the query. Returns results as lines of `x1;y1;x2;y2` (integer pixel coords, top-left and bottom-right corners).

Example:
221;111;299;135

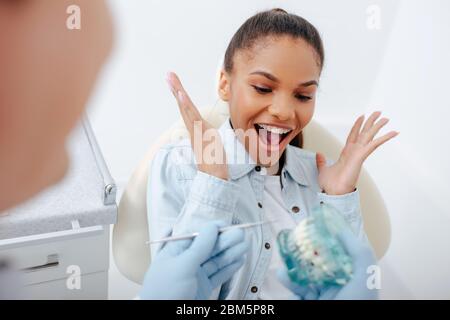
112;100;391;284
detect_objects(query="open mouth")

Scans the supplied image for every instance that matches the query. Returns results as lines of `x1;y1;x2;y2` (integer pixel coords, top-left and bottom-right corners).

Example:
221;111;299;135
254;123;293;148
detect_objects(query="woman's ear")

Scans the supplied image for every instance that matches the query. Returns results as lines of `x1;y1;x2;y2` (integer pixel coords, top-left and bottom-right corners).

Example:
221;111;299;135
218;69;231;101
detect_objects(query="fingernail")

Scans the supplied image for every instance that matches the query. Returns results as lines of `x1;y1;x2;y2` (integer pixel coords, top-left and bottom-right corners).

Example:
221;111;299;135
177;90;184;103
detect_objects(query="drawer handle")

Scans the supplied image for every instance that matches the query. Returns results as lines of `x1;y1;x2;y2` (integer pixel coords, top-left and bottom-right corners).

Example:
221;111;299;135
21;254;59;272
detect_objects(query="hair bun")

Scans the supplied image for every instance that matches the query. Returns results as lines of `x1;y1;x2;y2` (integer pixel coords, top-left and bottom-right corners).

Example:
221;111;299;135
271;8;288;14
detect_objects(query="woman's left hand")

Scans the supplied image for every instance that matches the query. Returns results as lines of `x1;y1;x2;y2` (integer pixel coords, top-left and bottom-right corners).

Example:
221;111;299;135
316;111;399;195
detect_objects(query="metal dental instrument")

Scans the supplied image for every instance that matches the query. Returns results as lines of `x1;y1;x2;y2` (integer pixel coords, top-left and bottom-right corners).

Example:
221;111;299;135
146;220;275;245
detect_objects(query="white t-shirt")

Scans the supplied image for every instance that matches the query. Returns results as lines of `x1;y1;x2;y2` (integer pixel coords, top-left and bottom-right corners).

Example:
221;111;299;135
258;175;298;300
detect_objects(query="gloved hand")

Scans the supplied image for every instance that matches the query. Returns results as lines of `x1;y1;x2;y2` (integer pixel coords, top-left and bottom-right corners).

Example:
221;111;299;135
140;221;248;300
277;229;379;300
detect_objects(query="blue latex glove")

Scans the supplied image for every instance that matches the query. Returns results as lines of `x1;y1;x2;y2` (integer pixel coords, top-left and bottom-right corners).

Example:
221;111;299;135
277;229;379;300
140;221;248;300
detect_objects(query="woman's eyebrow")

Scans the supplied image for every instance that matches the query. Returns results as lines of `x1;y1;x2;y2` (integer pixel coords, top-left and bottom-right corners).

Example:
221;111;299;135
249;71;318;87
250;71;279;82
299;80;319;87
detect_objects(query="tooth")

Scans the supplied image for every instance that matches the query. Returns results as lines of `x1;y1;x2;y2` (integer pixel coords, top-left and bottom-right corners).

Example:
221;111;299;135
259;124;291;135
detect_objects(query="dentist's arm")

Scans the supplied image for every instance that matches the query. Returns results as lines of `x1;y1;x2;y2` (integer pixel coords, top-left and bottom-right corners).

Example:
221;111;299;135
140;222;248;300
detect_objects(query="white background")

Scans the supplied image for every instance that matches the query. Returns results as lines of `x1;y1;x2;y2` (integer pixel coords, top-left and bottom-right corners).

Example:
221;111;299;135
84;0;450;299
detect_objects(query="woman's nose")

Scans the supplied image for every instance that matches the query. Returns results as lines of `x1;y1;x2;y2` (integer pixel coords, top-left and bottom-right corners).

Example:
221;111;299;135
267;98;295;121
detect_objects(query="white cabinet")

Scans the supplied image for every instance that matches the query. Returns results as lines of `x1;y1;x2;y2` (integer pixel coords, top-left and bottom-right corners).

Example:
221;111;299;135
0;224;110;299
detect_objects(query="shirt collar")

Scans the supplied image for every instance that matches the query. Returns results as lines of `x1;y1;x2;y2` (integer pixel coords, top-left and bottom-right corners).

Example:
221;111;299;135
283;145;311;187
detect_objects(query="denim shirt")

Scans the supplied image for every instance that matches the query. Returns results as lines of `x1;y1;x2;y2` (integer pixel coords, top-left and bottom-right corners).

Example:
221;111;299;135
147;118;367;300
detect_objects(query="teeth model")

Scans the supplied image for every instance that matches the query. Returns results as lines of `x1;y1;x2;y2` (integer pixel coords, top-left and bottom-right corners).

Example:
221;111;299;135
277;203;354;287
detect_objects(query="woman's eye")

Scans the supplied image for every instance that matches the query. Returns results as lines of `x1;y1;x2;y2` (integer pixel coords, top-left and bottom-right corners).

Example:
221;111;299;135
252;85;272;94
295;94;312;102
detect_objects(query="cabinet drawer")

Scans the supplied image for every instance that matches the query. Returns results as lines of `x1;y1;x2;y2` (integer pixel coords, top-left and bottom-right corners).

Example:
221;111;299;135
23;271;108;300
0;224;109;286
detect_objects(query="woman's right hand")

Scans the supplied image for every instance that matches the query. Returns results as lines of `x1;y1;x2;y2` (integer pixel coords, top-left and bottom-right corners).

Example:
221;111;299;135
166;72;229;180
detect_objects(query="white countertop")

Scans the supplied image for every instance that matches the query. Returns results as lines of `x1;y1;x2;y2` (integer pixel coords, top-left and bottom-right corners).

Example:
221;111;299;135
0;121;117;240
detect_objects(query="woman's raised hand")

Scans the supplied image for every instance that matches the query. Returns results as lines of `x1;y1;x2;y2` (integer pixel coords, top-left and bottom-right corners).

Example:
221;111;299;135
316;112;399;195
166;72;229;180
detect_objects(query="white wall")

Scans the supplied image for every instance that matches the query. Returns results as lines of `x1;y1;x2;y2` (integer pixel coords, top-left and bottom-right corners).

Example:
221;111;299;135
84;0;450;299
364;0;450;299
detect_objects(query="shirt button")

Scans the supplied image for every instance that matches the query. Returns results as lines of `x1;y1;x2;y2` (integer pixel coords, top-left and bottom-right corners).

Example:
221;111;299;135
292;206;300;213
258;202;263;209
265;242;271;250
251;286;258;293
255;166;261;172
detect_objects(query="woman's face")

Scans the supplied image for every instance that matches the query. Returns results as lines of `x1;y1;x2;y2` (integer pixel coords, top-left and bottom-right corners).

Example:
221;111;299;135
219;36;321;167
0;0;113;211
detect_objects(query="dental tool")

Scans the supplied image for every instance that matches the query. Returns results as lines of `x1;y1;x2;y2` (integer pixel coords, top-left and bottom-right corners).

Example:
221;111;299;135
147;220;276;245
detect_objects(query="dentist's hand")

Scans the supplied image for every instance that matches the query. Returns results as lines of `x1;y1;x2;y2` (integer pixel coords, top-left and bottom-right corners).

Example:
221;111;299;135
277;229;379;300
316;112;399;195
166;72;229;180
140;222;248;300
